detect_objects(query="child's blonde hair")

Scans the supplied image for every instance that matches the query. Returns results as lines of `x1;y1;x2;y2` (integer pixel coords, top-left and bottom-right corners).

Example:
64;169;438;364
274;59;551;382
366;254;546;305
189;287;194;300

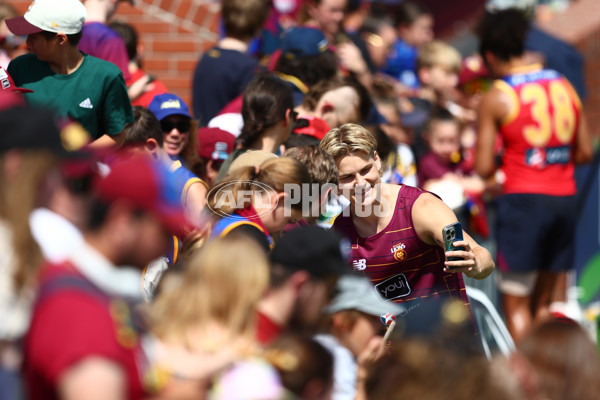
417;40;461;73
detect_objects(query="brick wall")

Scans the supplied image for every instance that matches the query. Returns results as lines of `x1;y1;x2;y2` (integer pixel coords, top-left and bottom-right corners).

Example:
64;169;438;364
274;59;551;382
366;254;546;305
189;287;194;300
7;0;222;107
538;0;600;138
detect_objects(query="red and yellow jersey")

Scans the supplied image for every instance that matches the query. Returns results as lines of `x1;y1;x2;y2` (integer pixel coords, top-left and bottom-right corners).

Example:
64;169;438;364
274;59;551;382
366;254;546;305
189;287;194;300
495;64;581;195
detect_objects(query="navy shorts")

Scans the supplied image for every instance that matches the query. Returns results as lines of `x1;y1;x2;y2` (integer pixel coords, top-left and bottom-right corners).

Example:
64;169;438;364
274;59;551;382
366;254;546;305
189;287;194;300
495;193;576;274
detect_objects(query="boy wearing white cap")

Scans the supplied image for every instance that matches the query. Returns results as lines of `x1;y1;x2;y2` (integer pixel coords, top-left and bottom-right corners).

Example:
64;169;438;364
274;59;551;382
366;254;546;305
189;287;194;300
6;0;133;147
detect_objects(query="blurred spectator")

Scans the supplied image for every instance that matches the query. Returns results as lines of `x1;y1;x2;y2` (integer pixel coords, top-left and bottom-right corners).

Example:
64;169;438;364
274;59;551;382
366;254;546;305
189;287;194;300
0;105;89;400
123;106;207;228
475;8;591;342
148;93;199;170
273;26;338;105
0;3;27;69
409;39;462;160
295;76;372;135
6;0;133;147
283;146;339;226
365;337;518;400
79;0;131;80
383;1;434;90
265;334;334;400
216;73;295;181
418;107;485;210
301;0;347;44
208;157;311;251
369;123;417;187
356;16;397;74
315;275;405;400
192;0;269;125
109;21;169;107
515;318;600;400
192;127;236;187
149;234;287;399
23;154;186;400
257;225;350;343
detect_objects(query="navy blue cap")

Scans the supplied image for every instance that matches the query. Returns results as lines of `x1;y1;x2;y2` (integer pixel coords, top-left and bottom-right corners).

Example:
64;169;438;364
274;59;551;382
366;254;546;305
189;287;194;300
148;93;191;122
281;27;329;59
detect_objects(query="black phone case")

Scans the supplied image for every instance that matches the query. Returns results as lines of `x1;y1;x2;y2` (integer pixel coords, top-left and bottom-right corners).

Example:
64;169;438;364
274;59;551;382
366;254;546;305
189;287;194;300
443;222;465;262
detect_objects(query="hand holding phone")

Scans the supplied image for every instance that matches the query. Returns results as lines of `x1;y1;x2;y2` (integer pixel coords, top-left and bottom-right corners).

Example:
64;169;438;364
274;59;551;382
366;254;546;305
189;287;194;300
442;222;465;262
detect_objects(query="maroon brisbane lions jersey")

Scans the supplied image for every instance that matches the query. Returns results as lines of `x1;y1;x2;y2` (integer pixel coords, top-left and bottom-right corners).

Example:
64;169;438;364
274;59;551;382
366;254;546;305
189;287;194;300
333;185;470;314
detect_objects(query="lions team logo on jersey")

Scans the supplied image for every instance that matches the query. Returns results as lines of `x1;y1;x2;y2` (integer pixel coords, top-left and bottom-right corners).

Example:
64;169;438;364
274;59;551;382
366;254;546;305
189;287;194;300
391;243;407;262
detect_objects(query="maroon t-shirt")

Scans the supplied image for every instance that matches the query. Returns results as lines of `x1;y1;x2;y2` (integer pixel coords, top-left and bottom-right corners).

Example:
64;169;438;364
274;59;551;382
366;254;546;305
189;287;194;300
24;262;146;400
333;185;470;313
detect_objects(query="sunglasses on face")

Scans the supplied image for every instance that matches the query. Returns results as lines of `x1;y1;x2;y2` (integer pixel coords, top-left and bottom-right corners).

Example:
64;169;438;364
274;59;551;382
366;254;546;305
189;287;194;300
160;119;191;133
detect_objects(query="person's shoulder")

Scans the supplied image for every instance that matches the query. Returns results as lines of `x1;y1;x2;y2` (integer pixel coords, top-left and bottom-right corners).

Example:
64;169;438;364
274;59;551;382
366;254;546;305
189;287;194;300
8;53;39;68
81;53;123;76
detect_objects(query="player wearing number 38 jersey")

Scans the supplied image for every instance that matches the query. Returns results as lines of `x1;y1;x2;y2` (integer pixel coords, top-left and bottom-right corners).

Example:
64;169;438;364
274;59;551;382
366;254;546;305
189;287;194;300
475;9;592;342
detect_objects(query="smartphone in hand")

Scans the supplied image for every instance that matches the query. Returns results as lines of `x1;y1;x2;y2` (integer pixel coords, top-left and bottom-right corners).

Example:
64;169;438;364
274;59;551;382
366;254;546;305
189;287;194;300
443;222;465;262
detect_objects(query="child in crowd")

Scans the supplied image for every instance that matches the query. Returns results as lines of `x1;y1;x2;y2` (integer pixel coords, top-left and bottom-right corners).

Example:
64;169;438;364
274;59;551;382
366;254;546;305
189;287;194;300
408;39;462;160
418;108;487;236
109;21;169;107
384;1;434;90
418;108;484;201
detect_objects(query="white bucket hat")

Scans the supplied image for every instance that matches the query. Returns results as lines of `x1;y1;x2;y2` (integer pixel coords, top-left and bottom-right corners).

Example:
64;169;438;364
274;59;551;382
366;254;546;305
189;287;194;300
6;0;87;36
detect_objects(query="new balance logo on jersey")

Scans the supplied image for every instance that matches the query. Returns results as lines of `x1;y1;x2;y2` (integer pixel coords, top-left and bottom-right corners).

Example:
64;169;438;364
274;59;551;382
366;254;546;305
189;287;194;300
79;98;93;109
353;259;367;271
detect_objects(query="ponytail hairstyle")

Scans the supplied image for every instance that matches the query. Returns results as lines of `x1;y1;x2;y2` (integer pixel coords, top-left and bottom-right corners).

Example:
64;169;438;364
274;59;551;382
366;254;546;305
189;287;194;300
238;73;294;149
207;156;312;217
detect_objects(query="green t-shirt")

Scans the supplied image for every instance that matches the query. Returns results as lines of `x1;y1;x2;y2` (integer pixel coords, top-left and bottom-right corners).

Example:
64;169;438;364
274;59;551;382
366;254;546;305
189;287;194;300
8;53;133;139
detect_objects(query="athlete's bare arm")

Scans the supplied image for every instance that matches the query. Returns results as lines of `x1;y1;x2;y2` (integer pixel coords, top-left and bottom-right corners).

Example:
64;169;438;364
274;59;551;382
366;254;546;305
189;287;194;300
574;108;593;164
412;193;494;279
475;85;510;179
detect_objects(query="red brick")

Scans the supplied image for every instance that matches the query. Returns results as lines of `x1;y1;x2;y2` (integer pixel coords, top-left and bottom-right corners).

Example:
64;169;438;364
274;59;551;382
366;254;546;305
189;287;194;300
174;0;193;19
144;59;170;71
161;77;192;89
209;12;221;33
152;40;196;52
114;3;144;16
177;26;195;34
157;0;175;13
191;4;209;26
133;21;172;34
176;59;198;71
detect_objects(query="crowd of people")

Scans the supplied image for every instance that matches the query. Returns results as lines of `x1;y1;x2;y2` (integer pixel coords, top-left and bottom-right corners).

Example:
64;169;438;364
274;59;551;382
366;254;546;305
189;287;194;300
1;0;599;399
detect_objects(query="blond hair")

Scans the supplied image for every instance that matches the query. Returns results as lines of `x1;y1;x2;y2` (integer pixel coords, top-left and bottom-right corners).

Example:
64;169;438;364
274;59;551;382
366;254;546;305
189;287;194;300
207;156;312;216
0;151;58;291
417;40;461;73
319;123;377;164
150;234;269;351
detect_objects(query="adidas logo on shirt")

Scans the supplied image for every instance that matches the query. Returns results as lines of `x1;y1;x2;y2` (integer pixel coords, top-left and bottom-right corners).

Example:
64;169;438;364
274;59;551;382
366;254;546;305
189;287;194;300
79;98;93;109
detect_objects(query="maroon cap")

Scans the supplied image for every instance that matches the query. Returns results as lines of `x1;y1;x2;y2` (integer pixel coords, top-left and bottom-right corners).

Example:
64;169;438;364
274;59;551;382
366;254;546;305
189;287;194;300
196;127;235;161
94;153;191;238
458;55;488;86
0;67;33;94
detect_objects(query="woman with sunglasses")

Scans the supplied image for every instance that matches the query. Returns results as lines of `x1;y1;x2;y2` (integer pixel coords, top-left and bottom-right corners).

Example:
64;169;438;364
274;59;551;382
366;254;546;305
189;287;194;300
149;94;207;225
148;93;199;168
